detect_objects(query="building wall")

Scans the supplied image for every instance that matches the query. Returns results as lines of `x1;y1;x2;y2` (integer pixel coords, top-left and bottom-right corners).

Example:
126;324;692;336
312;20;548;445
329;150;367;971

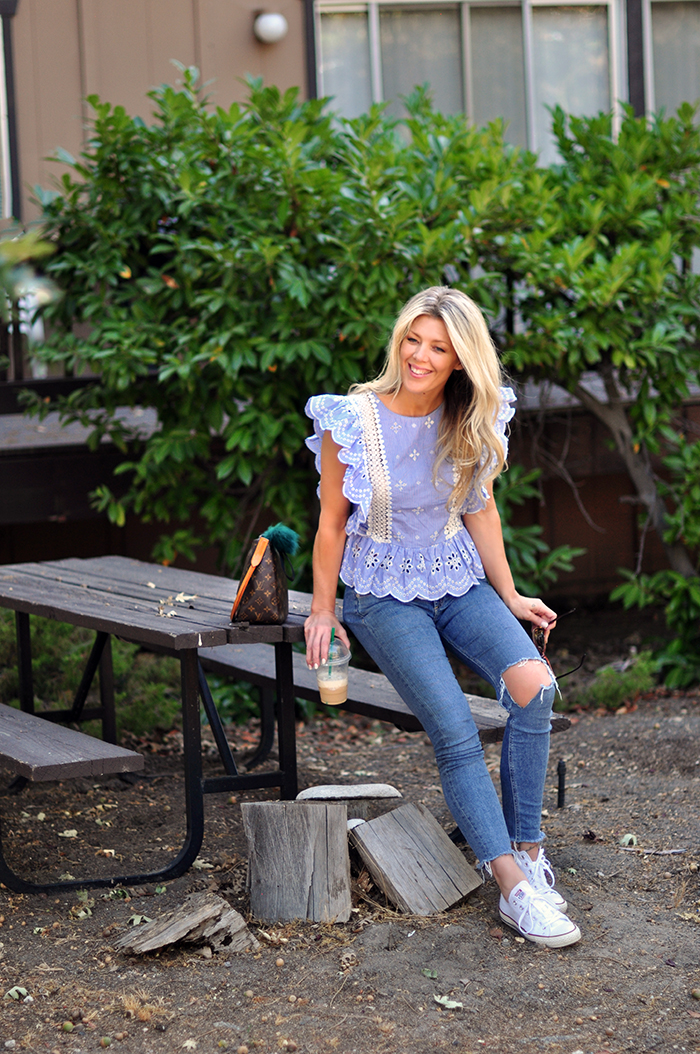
508;403;700;602
13;0;307;221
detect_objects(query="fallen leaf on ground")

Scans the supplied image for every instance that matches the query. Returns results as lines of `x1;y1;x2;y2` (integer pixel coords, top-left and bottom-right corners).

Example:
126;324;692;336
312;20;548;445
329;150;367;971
434;995;463;1009
4;987;28;1001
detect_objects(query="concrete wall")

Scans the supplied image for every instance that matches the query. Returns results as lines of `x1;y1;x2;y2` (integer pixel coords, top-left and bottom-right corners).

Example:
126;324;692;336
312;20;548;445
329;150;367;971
13;0;307;220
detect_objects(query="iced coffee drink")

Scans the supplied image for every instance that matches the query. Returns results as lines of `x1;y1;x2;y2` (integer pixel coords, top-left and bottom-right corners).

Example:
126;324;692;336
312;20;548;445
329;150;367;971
316;639;351;706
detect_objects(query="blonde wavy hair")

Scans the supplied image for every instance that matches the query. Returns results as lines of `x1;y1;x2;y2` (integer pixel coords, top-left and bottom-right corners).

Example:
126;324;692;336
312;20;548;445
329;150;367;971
351;287;507;510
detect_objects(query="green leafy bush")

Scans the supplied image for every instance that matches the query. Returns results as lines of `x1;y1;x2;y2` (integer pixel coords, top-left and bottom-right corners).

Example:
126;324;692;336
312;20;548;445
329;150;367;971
30;73;545;577
28;73;700;682
572;650;657;710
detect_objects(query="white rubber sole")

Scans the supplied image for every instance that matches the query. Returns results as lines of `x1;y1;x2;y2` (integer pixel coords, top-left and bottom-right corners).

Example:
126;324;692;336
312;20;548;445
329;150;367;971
499;905;581;948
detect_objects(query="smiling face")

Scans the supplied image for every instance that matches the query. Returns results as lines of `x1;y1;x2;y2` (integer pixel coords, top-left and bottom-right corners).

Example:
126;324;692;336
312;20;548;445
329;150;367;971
395;314;463;414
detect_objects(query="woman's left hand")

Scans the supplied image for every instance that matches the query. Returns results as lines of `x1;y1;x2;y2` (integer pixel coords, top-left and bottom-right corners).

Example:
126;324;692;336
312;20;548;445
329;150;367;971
506;593;557;633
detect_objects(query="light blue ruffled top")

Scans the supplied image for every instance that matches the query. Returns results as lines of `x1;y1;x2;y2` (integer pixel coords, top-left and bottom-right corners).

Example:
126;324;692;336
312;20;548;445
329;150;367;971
305;388;516;602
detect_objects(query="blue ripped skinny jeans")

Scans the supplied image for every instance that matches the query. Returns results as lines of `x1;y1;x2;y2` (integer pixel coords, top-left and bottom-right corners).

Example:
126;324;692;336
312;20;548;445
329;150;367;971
343;582;556;865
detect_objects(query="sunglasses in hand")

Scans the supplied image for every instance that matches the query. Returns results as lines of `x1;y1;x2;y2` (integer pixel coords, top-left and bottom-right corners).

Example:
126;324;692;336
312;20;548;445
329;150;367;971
532;608;585;680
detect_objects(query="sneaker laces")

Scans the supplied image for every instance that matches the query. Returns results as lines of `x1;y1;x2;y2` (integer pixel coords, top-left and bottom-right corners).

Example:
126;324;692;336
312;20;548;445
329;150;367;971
512;885;561;931
525;848;557;890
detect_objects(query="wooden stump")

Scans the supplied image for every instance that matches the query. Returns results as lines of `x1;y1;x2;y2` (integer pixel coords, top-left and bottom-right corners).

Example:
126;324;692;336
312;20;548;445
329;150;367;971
349;802;482;915
241;801;352;923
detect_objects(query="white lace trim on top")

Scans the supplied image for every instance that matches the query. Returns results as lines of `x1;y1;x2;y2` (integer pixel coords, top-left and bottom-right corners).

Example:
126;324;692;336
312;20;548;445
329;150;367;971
444;463;462;540
354;392;392;544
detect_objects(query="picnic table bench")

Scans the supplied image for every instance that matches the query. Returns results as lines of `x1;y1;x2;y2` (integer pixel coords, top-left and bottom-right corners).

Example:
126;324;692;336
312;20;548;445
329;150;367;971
0;557;569;894
0;702;143;783
198;640;571;766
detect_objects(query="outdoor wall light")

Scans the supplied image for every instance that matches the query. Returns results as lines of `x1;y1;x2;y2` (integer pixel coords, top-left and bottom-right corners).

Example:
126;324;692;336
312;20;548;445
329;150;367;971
253;12;289;43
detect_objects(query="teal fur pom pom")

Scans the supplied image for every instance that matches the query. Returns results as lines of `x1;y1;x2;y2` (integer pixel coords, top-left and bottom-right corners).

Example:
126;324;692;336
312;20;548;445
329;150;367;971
262;523;300;556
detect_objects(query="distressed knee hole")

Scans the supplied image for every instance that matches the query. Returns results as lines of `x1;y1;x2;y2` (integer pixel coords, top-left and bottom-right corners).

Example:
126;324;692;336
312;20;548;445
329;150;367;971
502;658;554;708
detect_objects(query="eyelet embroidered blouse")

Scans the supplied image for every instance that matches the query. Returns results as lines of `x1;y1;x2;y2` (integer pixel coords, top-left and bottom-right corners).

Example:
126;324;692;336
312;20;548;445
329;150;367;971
305;388;516;603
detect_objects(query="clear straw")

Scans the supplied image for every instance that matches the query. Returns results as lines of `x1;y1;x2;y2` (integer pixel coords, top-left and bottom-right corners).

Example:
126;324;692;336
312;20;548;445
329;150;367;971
329;627;335;673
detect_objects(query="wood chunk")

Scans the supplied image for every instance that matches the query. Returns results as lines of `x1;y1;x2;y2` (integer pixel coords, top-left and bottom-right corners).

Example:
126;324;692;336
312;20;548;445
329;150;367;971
297;784;402;819
349;802;481;915
241;801;352;923
116;891;259;955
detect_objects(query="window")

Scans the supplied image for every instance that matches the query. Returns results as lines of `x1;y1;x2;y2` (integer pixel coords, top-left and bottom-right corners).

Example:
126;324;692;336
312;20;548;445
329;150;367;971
315;0;627;160
645;0;700;113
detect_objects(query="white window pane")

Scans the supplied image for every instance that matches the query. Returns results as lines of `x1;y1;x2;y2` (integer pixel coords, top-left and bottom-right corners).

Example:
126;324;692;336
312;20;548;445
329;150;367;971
319;13;373;118
651;1;700;113
379;7;464;118
470;6;527;145
533;6;610;163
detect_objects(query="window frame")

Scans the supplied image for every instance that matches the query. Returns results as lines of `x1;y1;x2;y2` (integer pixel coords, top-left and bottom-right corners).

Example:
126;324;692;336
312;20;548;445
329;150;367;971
314;0;629;151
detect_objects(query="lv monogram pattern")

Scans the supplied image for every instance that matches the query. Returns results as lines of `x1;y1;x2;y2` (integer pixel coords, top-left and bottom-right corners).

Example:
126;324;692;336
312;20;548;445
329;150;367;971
233;542;288;624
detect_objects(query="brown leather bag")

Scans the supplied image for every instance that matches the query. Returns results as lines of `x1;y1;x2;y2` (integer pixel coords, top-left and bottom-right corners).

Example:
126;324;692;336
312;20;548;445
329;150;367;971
230;535;288;624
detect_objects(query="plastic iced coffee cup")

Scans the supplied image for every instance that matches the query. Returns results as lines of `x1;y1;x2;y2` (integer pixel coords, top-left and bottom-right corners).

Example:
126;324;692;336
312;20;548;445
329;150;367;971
316;639;351;706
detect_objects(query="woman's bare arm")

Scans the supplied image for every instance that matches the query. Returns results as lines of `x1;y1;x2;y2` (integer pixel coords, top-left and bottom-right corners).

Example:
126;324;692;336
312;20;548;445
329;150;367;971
464;481;556;630
304;431;352;668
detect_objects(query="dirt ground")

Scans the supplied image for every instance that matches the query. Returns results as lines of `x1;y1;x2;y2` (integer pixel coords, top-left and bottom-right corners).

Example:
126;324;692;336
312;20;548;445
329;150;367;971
1;609;699;1054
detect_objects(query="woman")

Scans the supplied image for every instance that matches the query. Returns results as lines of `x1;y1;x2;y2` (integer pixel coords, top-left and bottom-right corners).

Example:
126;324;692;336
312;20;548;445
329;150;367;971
304;287;580;948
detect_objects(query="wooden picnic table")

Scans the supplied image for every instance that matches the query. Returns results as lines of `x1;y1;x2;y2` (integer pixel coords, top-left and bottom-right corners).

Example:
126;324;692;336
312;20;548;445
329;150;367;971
0;555;307;893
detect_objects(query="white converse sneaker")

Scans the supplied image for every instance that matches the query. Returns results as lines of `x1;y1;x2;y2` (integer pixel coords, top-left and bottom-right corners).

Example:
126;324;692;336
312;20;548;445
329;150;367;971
513;846;567;912
499;880;581;948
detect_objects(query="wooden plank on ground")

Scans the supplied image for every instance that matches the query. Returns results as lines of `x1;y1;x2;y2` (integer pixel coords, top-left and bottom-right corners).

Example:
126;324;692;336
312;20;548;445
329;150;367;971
241;801;352;924
116;891;259;955
349;802;481;914
0;703;144;781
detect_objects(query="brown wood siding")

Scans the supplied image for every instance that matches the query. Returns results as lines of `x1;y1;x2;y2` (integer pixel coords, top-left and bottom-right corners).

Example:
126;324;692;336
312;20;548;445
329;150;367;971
14;0;85;214
80;0;199;120
508;404;699;600
13;0;307;221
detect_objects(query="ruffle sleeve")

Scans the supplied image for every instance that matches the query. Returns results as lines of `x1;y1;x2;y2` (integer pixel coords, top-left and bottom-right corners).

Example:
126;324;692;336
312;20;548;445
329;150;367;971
497;385;516;457
305;394;372;529
462;386;517;514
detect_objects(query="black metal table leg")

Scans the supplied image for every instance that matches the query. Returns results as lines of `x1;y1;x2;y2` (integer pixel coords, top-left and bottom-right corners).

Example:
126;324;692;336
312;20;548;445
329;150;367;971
69;631;109;723
99;637;117;744
16;612;33;714
275;641;297;800
22;628;114;733
244;684;276;770
198;661;239;776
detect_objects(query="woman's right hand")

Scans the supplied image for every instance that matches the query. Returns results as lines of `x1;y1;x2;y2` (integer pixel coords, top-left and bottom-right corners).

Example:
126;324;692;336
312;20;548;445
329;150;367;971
304;610;351;669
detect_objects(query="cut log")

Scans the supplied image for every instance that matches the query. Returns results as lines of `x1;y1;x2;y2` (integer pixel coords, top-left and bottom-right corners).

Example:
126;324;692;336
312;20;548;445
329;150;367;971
349;802;481;915
116;891;259;955
241;801;352;923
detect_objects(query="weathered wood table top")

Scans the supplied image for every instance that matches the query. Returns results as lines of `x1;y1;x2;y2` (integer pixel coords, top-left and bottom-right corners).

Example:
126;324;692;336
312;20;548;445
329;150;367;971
0;555;307;649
